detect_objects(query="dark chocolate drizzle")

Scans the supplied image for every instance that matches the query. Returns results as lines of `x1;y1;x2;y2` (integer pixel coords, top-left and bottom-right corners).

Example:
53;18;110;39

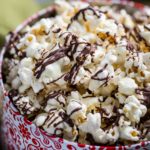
64;63;83;85
67;6;101;29
129;30;139;43
34;31;94;83
59;111;74;127
65;43;95;85
52;28;61;33
47;74;66;85
92;64;108;80
34;46;69;79
49;107;57;112
45;90;66;107
91;64;111;87
47;116;60;128
69;107;82;117
135;87;150;108
134;27;150;47
144;25;150;31
8;89;38;115
16;97;34;115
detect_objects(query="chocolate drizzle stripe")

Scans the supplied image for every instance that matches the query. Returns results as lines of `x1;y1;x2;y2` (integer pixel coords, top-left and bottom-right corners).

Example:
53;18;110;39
91;64;109;82
34;31;93;80
135;87;150;108
46;91;66;107
44;112;55;125
126;42;136;51
67;42;90;60
59;112;74;127
47;74;65;84
134;27;150;47
92;64;108;79
76;44;92;61
34;47;69;79
57;99;65;107
49;108;57;112
65;43;94;85
67;6;101;29
144;25;150;31
64;63;83;85
53;28;61;33
46;91;61;100
48;116;60;127
69;107;82;117
54;120;63;127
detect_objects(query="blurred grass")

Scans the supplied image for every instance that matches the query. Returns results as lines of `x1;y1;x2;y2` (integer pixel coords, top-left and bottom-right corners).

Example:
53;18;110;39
0;0;41;47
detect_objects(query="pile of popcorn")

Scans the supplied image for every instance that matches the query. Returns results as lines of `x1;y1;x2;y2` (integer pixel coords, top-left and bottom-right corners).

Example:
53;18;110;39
4;0;150;145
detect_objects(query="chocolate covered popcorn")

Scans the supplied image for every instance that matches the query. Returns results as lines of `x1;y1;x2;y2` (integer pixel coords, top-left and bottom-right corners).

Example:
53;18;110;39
4;0;150;146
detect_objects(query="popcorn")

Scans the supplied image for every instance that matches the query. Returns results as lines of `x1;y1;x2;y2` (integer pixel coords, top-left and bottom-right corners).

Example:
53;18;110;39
123;95;147;123
119;116;131;127
119;126;140;141
115;39;127;64
73;67;87;85
89;64;115;91
96;19;119;36
34;113;48;127
6;63;19;83
63;123;78;141
55;0;73;14
4;0;150;145
32;18;53;35
17;33;36;48
40;62;62;84
106;126;119;144
82;97;100;112
125;51;144;72
13;96;38;115
101;97;116;118
44;105;57;113
78;113;108;143
140;31;150;46
138;25;150;46
115;92;126;104
31;79;44;93
20;57;34;69
67;99;87;125
79;113;102;133
68;21;87;36
92;46;105;63
118;77;138;95
97;84;116;96
26;43;43;59
46;91;66;108
120;10;135;29
11;76;21;89
143;52;150;68
43;109;65;136
143;70;150;82
18;67;33;92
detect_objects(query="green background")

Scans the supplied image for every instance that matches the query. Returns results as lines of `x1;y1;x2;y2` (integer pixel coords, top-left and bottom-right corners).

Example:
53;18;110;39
0;0;54;47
